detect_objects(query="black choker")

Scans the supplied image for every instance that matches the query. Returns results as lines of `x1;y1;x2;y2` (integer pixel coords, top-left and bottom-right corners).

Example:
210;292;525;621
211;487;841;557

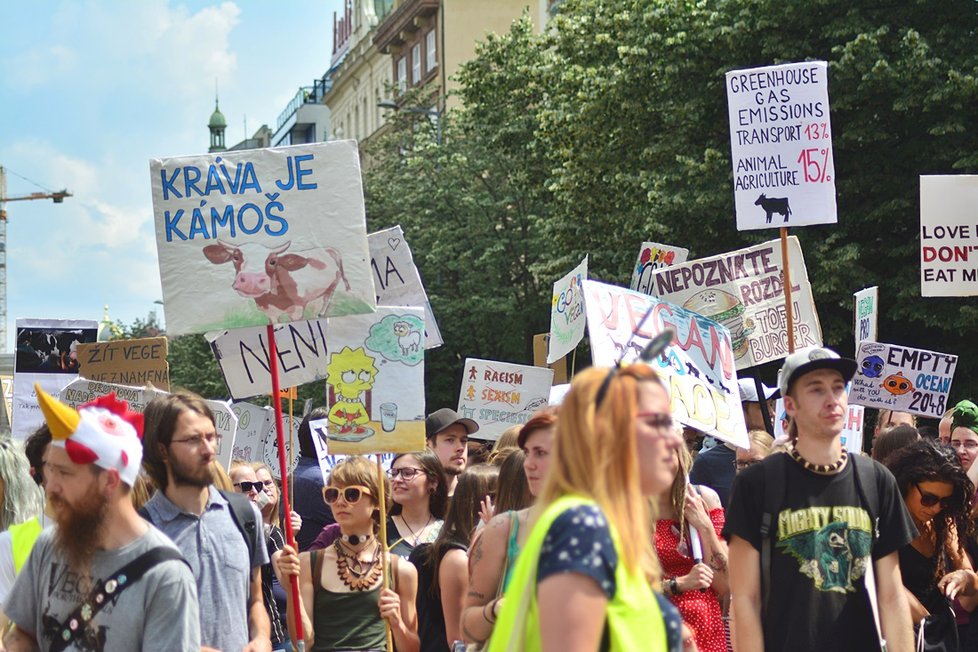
789;446;848;475
341;533;373;546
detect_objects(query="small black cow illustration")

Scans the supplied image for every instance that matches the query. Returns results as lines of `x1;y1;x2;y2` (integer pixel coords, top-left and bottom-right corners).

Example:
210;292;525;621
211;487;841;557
754;194;792;224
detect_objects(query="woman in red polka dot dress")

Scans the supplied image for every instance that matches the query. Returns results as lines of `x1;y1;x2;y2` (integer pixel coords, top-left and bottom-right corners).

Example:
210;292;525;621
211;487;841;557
655;445;729;652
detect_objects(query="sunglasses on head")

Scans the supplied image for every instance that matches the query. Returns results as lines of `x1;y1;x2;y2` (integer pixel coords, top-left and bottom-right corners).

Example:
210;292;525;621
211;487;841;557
915;483;953;509
323;485;373;505
595;321;676;407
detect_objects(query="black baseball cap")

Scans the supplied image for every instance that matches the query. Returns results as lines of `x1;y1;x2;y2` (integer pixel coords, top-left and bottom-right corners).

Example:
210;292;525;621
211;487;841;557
425;408;479;439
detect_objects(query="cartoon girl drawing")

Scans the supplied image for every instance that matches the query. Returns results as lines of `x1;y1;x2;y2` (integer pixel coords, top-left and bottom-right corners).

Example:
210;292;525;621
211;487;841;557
325;346;378;442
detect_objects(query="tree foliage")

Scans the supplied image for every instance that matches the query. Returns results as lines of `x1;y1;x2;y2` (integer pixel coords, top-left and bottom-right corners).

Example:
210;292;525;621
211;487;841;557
367;1;978;410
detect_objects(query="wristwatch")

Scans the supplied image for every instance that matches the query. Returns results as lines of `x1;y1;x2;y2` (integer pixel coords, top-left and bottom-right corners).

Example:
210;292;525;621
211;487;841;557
669;577;680;595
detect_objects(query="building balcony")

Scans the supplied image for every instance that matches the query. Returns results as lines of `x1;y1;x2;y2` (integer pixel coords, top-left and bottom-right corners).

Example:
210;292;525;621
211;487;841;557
373;0;439;54
272;85;331;148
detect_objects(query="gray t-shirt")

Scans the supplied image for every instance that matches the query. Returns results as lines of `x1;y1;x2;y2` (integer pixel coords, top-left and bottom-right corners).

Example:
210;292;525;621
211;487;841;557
4;525;200;651
143;486;268;652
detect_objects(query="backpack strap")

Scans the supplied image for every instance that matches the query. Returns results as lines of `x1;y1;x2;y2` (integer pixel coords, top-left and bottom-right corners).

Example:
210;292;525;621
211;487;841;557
220;489;258;565
760;452;788;620
850;454;881;541
48;547;186;652
312;549;324;589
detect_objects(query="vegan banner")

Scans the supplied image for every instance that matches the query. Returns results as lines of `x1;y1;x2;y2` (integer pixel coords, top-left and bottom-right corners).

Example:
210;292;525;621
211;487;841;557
322;307;426;454
643;237;822;369
13;319;98;439
920;175;978;296
629;242;689;294
151;141;376;336
547;256;588;363
368;225;442;348
726;61;837;230
59;379;239;469
583;280;748;448
76;337;169;390
211;319;329;400
457;359;553;440
849;342;957;419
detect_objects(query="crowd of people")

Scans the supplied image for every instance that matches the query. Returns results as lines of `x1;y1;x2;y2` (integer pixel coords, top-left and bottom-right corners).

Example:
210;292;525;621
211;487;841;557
4;345;978;650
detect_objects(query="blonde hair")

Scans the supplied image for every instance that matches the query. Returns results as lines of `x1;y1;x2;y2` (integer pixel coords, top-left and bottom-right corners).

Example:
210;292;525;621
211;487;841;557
540;365;664;582
747;429;775;455
665;445;693;537
210;460;234;492
492;425;521;452
328;455;392;529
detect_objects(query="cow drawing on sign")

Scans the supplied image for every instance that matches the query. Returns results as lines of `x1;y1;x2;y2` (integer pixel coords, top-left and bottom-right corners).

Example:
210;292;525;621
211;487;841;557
392;321;421;355
203;240;351;322
754;194;792;224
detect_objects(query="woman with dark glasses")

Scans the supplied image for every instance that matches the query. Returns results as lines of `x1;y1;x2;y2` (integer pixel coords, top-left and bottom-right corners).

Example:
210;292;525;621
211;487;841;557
275;456;420;652
388;451;448;558
885;439;978;649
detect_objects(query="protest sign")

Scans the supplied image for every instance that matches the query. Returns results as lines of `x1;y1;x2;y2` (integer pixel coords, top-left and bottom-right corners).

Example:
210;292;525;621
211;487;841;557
368;225;442;348
457;359;553;440
583;280;748;448
853;287;878;349
644;237;821;369
59;379;239;468
532;334;568;384
308;421;394;483
229;401;273;462
13;319;98;439
321;307;425;454
1;376;12;427
211;319;329;400
726;61;837;230
848;341;956;419
774;398;864;452
151;141;377;336
76;337;169;390
629;243;690;294
920;176;978;296
548;256;588;363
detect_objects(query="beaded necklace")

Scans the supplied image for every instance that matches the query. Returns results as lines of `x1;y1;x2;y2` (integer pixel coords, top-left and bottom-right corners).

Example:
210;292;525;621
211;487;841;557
789;445;848;475
333;539;382;591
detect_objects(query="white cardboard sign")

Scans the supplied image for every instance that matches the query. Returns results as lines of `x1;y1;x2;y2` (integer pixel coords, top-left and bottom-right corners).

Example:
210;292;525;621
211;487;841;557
583;280;748;448
726;61;837;230
854;286;878;349
547;256;588;363
629;242;690;294
210;319;329;400
151;141;377;336
920;175;978;296
644;237;822;369
59;379;239;469
458;359;553;440
848;341;956;419
368;225;442;348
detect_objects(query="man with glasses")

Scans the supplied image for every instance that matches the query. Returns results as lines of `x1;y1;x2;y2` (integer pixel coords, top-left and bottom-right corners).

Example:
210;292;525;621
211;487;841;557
141;391;271;652
725;347;916;652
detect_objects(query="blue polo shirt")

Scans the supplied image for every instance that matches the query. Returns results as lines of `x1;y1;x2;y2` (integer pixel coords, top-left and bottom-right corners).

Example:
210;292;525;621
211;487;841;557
144;486;267;651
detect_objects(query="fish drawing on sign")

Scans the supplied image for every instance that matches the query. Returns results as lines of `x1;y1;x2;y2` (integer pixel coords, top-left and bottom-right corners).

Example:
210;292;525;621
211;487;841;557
202;240;351;322
859;355;885;379
882;372;914;396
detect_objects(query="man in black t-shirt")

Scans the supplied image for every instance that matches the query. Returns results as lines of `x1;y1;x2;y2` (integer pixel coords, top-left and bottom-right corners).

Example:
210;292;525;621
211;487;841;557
725;347;916;652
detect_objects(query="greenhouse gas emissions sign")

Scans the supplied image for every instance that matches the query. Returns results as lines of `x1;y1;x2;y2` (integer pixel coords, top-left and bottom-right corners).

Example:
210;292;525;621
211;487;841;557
726;61;837;231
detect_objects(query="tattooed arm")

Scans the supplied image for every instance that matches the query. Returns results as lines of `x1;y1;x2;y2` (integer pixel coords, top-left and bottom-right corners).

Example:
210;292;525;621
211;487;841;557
686;485;730;598
460;512;513;644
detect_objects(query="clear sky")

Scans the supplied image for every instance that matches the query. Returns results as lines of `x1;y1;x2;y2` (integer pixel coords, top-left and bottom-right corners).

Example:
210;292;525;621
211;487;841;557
0;0;343;351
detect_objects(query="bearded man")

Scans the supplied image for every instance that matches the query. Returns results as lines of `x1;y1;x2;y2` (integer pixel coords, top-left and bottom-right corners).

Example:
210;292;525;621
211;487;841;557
3;386;200;651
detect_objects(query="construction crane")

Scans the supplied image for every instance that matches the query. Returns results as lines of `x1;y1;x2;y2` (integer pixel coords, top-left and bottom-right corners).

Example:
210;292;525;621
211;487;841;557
0;166;71;353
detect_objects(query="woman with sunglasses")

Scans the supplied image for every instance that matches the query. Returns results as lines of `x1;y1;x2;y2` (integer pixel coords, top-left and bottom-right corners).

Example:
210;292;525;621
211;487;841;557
655;444;728;652
388;451;448;558
885;439;978;648
487;364;686;652
275;456;420;652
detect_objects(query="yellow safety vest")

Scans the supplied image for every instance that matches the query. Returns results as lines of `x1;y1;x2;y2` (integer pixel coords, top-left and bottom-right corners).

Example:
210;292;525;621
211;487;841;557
487;495;667;652
10;516;42;574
